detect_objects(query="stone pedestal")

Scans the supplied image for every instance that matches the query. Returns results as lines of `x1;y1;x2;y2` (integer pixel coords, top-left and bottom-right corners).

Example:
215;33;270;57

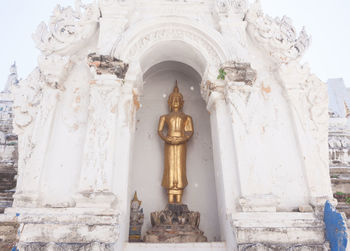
144;204;207;243
231;212;330;250
4;207;119;250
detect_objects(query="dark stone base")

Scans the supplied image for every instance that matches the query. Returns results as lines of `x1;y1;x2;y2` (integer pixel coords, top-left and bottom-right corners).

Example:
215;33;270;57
144;203;207;243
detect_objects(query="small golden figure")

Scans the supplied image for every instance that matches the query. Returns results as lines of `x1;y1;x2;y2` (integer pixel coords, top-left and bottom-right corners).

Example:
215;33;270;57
158;82;194;204
128;191;144;242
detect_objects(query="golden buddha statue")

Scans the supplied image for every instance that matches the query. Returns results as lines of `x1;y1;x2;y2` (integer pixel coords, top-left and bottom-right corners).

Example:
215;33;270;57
158;82;194;204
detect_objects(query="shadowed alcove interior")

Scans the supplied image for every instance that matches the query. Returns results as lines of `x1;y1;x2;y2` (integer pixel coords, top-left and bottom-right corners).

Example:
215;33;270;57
129;60;221;241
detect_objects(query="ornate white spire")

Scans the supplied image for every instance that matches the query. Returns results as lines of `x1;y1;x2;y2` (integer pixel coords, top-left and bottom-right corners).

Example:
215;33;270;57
4;62;19;92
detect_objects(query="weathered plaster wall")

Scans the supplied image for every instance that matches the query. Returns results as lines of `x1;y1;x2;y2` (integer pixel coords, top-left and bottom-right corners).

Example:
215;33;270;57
40;61;92;207
130;61;220;241
226;56;310;210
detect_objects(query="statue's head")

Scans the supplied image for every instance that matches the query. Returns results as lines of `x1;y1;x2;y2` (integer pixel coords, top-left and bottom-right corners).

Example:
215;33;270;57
168;82;184;111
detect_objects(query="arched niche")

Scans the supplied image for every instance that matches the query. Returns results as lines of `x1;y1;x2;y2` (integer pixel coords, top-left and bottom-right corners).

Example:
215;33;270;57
113;20;240;247
129;60;221;241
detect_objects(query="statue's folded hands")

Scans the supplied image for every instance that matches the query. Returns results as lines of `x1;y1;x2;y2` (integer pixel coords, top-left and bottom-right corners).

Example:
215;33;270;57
166;136;188;145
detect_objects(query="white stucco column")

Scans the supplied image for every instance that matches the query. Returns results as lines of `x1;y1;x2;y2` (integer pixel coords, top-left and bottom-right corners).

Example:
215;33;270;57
74;54;131;210
204;75;240;248
224;81;280;211
285;87;333;205
112;61;141;250
75;73;121;207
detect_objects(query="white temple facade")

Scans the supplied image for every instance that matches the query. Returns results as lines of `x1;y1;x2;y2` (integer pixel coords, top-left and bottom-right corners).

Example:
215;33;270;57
0;0;338;250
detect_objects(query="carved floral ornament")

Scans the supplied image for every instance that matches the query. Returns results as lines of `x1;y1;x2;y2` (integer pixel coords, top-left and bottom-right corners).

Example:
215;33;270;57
38;55;72;90
245;1;310;64
11;69;44;133
32;0;99;56
14;0;100;125
12;0;101;147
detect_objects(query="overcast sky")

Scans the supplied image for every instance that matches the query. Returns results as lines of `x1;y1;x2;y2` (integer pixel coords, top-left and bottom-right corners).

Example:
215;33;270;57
0;0;349;90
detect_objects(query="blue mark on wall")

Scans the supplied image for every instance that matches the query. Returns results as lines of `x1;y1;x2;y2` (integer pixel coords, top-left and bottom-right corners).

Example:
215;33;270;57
324;200;348;251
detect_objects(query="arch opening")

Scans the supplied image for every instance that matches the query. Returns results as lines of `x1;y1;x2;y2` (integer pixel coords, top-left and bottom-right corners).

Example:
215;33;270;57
139;40;208;77
129;60;221;241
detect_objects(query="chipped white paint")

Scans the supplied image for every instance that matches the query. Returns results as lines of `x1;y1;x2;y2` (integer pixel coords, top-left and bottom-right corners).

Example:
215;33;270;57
5;0;333;250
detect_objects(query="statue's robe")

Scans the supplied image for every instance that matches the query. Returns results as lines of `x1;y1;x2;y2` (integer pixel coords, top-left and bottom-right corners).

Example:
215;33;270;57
159;112;193;191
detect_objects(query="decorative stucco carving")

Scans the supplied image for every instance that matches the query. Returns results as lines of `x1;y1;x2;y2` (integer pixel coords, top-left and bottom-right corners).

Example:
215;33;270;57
12;69;45;135
11;68;61;204
11;52;72;205
216;0;231;14
125;27;221;66
216;0;248;15
32;0;99;55
38;55;72;90
304;76;329;145
88;53;129;79
203;80;224;96
231;0;248;13
245;2;310;63
11;70;43;194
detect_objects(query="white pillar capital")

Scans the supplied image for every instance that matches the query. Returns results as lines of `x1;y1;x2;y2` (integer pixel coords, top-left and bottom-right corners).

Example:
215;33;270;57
207;89;226;112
